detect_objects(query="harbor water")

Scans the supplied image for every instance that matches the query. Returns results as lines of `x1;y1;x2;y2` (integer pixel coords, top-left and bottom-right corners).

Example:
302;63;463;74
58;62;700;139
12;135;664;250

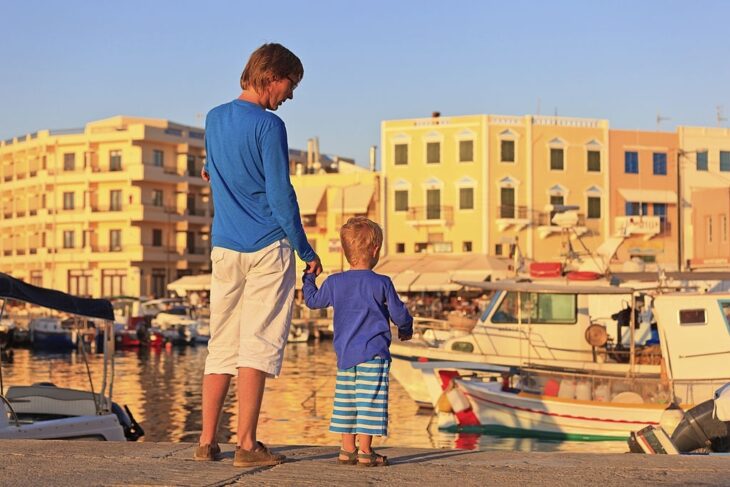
0;341;627;453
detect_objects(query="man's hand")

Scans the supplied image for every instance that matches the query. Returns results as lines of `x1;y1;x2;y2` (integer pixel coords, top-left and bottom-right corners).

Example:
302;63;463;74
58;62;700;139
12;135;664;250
398;332;412;342
305;254;323;276
201;167;210;182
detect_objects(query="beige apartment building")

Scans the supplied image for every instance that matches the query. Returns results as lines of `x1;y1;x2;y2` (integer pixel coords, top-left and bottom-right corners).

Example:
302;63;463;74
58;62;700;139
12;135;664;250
381;113;609;265
0;116;210;298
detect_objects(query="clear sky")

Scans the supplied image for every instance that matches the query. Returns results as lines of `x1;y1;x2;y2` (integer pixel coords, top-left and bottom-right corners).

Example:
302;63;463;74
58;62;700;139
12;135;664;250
2;0;729;167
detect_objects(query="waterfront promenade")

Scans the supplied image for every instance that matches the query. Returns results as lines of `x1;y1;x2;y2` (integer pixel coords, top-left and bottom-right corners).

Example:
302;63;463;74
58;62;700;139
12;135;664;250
0;440;727;486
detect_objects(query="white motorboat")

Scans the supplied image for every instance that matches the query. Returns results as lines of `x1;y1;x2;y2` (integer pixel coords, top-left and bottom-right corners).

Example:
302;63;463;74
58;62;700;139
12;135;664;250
0;272;144;441
415;290;730;440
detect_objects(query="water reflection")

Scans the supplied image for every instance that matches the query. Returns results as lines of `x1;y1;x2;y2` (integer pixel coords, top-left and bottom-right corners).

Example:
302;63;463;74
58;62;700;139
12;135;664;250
1;343;626;453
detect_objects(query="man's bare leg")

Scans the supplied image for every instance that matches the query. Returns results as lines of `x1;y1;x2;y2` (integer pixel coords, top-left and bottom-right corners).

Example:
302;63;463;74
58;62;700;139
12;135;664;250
236;367;267;450
199;373;231;446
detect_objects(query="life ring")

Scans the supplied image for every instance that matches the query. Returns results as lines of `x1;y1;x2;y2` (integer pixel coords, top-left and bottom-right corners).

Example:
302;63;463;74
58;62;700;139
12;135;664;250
566;271;602;281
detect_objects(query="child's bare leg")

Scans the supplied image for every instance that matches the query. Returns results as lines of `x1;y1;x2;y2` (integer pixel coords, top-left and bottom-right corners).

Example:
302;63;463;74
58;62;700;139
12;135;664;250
357;434;373;453
340;433;356;457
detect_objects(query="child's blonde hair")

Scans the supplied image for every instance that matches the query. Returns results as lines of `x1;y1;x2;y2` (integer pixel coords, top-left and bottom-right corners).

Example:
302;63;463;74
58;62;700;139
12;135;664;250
340;217;383;267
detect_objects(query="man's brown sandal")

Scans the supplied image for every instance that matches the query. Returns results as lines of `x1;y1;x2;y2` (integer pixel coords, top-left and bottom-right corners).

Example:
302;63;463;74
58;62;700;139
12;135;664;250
193;443;221;461
233;441;286;468
337;449;358;465
357;449;389;467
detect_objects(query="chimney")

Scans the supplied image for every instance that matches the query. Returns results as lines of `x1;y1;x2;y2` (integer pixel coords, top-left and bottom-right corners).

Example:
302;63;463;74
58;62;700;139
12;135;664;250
313;137;320;171
306;138;314;174
369;145;377;172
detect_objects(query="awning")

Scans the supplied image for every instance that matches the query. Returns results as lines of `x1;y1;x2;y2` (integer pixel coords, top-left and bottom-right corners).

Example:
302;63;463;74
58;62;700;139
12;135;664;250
618;188;677;204
391;271;419;293
167;274;211;295
409;272;461;292
336;184;374;213
296;186;326;215
450;270;490;284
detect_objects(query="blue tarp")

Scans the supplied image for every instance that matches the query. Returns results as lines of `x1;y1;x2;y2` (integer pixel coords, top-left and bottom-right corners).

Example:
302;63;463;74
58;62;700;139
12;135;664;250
0;272;114;321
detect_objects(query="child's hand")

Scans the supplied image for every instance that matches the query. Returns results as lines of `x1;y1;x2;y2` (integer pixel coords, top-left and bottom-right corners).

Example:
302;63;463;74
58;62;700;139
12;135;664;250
398;332;412;342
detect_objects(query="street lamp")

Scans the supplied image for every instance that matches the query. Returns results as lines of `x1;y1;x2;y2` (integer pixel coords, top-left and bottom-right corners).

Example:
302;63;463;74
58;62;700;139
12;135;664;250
676;148;707;271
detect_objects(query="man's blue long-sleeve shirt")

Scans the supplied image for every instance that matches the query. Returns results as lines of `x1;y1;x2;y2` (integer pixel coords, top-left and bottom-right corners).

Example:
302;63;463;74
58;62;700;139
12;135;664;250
303;270;413;370
204;99;315;262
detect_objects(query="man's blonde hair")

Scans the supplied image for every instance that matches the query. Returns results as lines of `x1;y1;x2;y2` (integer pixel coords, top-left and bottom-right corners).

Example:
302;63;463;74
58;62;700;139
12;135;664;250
240;43;304;94
340;217;383;267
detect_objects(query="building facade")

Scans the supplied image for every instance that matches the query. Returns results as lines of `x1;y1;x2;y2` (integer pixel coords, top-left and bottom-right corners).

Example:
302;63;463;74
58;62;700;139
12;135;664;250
608;129;679;268
0;116;210;297
381;113;610;265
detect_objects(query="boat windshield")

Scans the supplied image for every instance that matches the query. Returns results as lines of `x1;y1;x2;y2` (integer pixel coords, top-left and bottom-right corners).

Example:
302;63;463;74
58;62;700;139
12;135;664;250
490;291;577;324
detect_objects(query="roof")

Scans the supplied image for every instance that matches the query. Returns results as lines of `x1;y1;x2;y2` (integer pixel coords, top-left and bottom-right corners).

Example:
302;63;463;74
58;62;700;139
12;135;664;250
375;254;510;292
456;280;635;295
618;188;677;204
337;184;374;213
295;186;327;215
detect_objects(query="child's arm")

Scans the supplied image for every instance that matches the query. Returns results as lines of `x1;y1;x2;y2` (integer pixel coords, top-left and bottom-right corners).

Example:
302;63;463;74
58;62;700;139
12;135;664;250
302;272;333;309
385;280;413;340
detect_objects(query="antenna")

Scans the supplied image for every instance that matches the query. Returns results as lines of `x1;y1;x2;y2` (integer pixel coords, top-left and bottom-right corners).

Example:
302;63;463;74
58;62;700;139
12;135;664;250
717;105;728;126
656;113;671;130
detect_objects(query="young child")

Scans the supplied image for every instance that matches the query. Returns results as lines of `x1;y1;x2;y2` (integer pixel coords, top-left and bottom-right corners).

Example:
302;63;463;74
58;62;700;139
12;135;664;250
302;217;413;467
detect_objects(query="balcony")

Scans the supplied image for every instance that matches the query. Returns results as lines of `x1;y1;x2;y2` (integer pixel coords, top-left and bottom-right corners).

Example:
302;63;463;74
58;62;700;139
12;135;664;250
405;206;454;226
615;216;662;240
496;205;534;232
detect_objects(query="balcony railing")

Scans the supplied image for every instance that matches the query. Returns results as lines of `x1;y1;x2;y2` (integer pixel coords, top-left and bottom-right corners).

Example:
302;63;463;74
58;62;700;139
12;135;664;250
186;208;207;217
535;211;586;227
405;206;454;225
186;246;208;255
497;205;533;220
615;216;662;237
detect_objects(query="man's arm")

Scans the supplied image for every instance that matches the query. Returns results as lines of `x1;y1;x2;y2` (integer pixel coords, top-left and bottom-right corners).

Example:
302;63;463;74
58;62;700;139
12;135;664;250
385;280;413;340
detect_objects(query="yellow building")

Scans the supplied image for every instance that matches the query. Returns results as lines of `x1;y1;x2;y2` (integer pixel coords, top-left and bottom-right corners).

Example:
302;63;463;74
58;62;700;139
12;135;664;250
291;163;380;274
0;116;210;297
381;113;609;264
677;126;730;268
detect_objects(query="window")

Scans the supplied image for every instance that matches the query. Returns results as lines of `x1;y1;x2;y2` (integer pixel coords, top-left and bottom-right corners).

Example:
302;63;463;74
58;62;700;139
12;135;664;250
723;215;728;243
463;241;472;252
451;342;474;353
697;151;708;171
395;243;405;253
625;202;648;216
152;229;163;247
721;151;730;172
625;151;639;174
654;203;667;233
459;187;474;210
491;291;577;324
426;189;441;219
63;230;75;249
433;242;453;253
426;142;440;164
549;195;564;221
495;244;503;256
587;196;601;219
679;309;706;326
550;148;564;170
151;269;166;298
707;216;713;243
501;140;515;162
394;190;408;212
302;214;317;227
187;155;197;176
459;140;473;162
110;150;122;171
415;242;428;253
153;149;164;167
500;187;515;218
30;270;42;287
394;144;408;165
63;192;75;210
653;153;667;175
152;189;163;207
587;150;600;172
110;190;123;211
102;269;126;296
110;229;122;251
63;153;75;171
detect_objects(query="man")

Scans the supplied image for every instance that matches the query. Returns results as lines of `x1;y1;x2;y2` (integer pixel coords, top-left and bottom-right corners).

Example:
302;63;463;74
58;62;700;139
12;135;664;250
195;43;322;468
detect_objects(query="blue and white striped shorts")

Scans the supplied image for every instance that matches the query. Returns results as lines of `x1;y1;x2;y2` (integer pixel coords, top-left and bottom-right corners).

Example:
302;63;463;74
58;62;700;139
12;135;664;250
329;358;389;437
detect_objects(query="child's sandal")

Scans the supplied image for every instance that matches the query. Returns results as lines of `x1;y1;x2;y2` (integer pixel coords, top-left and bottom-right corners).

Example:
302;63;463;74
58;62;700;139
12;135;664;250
357;449;389;467
337;449;358;465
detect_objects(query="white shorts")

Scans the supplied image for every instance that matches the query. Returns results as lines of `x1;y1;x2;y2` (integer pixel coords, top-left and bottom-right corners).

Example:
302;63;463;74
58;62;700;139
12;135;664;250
204;240;295;378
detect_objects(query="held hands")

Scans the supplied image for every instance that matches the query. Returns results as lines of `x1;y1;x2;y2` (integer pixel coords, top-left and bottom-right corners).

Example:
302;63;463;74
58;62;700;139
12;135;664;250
305;254;323;276
398;332;413;342
201;167;210;182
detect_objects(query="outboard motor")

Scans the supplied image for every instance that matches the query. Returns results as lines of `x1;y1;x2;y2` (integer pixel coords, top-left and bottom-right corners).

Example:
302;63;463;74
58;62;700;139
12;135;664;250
671;392;730;453
111;402;145;441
